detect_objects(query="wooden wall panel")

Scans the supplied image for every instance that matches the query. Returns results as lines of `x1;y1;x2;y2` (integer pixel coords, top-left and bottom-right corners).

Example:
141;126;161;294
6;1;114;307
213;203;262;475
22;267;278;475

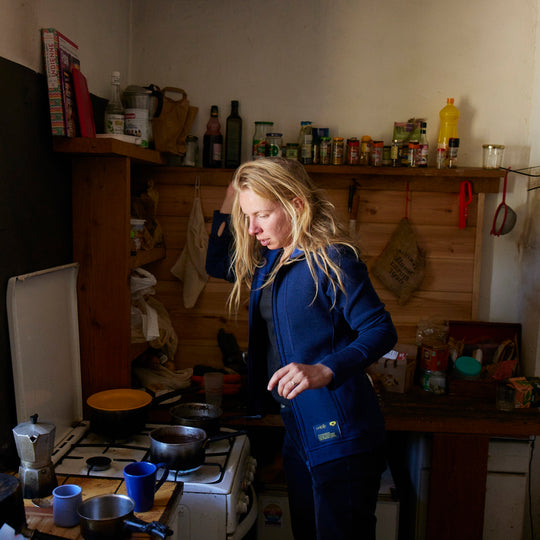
145;168;488;371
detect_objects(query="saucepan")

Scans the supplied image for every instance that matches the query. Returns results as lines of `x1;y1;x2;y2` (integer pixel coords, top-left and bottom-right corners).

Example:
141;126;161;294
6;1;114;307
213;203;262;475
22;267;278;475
169;402;262;435
77;494;172;539
86;389;152;440
149;425;246;471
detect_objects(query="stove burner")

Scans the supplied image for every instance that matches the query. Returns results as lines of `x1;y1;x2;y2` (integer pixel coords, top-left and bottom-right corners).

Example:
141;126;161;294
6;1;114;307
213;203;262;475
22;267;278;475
86;456;112;475
171;464;202;477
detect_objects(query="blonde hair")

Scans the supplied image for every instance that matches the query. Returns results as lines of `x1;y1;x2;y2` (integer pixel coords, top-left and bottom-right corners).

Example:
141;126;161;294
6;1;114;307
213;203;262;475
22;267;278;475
227;157;359;313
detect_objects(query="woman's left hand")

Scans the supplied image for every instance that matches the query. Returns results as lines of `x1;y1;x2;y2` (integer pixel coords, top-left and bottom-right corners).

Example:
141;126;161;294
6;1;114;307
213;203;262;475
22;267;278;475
267;363;334;399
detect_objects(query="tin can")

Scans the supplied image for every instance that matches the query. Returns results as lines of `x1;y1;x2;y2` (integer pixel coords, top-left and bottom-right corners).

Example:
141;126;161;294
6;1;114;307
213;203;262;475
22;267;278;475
420;343;449;372
371;141;384;166
347;138;360;165
285;143;299;160
332;137;345;165
319;137;332;165
422;370;447;394
265;133;283;157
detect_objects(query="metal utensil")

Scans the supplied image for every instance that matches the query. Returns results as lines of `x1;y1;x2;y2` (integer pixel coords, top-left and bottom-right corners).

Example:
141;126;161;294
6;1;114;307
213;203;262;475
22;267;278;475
491;169;517;236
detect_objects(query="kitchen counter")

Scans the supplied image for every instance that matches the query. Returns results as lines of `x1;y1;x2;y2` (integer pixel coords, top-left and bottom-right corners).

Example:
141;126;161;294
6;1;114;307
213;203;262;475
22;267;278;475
23;475;182;539
209;386;540;540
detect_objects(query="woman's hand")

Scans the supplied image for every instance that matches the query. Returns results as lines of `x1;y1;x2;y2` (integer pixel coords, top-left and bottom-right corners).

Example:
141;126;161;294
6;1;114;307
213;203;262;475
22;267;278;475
267;363;334;400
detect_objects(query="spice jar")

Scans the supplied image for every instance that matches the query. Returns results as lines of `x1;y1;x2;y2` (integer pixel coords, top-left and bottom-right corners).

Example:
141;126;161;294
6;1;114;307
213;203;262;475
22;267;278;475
347;138;360;165
319;137;332;165
332;137;345;165
482;144;505;169
359;135;372;166
371;141;384;166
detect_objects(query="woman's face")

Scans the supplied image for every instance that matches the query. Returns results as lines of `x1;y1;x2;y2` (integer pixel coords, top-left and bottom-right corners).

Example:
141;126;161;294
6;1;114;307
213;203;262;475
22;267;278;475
238;188;293;251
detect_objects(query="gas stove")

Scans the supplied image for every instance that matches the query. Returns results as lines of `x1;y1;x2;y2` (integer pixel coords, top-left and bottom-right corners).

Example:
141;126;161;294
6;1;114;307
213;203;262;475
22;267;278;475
51;422;258;538
53;423;246;487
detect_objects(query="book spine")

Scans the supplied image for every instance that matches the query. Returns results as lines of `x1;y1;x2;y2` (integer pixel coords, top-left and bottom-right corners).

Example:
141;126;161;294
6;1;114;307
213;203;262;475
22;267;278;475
57;31;80;138
41;28;65;136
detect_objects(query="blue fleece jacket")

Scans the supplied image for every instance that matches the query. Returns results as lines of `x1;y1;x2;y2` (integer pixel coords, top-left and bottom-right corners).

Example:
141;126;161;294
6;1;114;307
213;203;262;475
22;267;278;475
206;211;397;468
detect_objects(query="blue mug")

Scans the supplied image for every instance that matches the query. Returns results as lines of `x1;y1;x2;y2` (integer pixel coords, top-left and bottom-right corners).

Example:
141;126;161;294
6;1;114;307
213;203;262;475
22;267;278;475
123;461;169;512
52;484;82;527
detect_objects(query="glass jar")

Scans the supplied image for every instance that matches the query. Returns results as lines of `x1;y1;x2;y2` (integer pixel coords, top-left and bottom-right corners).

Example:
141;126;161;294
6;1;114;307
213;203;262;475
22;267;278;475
332;137;345;165
319;137;332;165
285;143;299;160
183;135;199;167
482;144;505;169
265;133;283;157
371;141;384;166
347;138;360;165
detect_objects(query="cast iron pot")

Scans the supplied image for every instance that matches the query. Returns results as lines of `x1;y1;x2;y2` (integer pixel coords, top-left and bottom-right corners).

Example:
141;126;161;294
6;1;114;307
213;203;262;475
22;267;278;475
86;389;152;440
149;425;245;471
78;494;172;540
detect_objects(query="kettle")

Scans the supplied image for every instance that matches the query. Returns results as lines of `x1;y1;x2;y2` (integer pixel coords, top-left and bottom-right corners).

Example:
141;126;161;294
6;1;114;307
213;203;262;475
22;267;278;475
12;414;57;499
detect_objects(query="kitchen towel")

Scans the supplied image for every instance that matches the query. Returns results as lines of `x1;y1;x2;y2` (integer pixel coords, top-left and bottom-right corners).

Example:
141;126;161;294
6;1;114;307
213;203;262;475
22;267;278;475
171;194;209;308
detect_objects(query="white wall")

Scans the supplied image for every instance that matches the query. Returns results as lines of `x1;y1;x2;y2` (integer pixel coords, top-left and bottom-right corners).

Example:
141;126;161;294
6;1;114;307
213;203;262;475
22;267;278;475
0;0;131;99
1;0;539;534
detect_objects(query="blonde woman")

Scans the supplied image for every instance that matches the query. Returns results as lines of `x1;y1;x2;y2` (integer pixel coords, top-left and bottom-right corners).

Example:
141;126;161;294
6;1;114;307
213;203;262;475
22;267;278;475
206;157;397;540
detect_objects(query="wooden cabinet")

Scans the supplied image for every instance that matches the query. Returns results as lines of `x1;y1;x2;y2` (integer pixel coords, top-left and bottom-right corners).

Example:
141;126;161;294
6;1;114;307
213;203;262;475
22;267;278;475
53;137;166;403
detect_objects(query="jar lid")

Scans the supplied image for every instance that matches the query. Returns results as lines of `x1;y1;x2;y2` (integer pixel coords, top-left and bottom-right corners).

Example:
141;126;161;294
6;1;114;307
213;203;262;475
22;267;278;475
333;137;344;141
266;133;282;137
321;137;332;141
186;135;198;141
455;356;481;377
482;144;505;149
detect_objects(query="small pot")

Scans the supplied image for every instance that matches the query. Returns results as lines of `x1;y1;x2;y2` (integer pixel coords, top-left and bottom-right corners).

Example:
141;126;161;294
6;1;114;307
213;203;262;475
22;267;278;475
169;402;222;435
87;389;152;440
78;494;172;539
149;425;245;471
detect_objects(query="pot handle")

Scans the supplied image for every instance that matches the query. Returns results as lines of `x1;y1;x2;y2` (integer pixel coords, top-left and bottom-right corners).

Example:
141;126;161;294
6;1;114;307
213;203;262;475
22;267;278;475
206;429;247;445
123;516;173;538
154;462;169;493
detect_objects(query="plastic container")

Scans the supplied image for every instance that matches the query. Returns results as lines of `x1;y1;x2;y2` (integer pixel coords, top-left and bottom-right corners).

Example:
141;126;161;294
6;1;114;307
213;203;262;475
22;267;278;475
454;356;481;379
130;219;145;253
437;98;460;151
482;144;505;169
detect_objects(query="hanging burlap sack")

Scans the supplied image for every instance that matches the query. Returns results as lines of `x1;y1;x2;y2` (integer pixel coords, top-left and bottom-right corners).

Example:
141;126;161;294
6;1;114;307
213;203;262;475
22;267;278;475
152;87;198;155
371;218;426;305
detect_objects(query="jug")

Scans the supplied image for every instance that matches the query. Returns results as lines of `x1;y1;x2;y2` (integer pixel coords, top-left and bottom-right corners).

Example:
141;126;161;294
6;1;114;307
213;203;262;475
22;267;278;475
123;85;162;148
12;414;57;499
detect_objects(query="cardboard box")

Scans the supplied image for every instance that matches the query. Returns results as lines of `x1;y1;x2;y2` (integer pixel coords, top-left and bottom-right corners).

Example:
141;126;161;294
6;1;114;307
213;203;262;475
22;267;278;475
367;344;417;393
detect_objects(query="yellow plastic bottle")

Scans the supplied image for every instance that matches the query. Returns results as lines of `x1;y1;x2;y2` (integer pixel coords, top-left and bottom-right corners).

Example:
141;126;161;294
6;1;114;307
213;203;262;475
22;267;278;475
437;98;460;150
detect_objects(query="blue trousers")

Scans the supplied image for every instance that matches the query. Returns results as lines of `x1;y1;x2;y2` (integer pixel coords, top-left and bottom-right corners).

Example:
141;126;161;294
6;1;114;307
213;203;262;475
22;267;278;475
281;407;386;540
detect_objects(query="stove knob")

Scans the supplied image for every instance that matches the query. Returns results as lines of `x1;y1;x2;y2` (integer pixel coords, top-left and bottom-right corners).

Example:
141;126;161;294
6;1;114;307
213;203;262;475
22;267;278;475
236;494;249;514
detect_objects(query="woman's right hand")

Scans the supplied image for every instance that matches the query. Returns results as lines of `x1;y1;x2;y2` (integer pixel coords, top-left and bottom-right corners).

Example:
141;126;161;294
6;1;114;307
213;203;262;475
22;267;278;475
220;183;235;214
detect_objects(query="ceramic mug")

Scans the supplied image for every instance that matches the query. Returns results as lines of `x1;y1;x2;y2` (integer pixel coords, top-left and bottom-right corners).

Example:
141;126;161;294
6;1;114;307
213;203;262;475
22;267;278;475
123;461;169;512
52;483;82;527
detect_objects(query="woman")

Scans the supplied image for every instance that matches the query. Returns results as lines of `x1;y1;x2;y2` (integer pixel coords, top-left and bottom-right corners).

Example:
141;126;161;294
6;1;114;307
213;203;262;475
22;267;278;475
205;157;397;540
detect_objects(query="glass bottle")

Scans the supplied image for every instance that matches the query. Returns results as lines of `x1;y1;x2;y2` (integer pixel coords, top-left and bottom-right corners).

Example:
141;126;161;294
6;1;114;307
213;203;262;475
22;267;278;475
252;121;273;159
203;105;223;168
418;122;429;167
104;71;125;135
225;100;242;168
298;121;313;164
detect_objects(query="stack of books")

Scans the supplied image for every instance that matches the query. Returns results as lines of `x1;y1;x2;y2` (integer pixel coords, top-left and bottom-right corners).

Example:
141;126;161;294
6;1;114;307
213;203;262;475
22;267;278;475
42;28;95;137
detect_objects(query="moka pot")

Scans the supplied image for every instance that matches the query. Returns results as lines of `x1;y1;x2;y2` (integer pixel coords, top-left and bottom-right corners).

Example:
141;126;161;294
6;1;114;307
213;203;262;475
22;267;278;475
12;414;57;499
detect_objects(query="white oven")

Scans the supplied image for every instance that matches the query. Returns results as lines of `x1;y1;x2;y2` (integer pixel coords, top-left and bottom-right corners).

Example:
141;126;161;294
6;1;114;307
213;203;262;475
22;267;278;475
7;263;258;539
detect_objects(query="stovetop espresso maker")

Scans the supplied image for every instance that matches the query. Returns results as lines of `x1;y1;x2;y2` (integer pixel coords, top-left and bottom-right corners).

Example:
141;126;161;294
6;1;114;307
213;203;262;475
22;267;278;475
12;414;57;499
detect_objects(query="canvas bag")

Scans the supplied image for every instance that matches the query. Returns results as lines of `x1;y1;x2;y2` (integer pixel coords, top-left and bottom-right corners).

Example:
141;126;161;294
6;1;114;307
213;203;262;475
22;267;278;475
371;217;426;305
152;87;198;155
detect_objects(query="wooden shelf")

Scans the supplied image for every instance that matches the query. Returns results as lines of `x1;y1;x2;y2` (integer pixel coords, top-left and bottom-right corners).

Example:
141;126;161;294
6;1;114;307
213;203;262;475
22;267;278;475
53;136;167;165
150;165;503;193
130;246;166;269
